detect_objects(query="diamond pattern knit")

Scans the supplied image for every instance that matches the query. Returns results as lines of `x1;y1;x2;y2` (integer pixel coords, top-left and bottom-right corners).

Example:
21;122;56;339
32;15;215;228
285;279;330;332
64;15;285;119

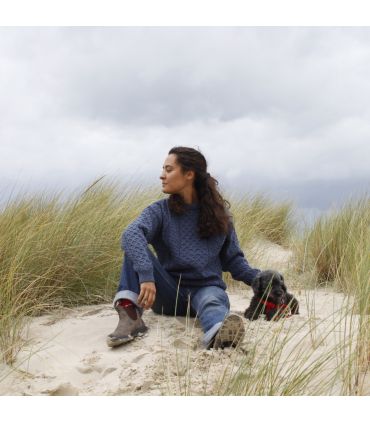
121;199;260;289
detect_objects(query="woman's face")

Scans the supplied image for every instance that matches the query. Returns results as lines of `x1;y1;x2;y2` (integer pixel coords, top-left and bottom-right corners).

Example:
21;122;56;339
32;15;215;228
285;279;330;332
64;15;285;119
160;154;194;195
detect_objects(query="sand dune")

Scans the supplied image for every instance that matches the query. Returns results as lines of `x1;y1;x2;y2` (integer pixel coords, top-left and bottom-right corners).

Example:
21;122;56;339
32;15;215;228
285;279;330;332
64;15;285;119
1;288;367;395
1;242;368;395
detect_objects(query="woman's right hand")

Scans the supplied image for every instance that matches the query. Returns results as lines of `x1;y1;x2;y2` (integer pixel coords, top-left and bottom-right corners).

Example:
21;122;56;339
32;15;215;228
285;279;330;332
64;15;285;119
137;282;156;310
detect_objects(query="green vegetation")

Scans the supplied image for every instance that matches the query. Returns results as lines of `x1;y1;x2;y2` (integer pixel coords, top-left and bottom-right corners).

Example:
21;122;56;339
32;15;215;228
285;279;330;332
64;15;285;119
0;179;158;363
293;196;369;391
294;198;369;295
230;194;295;248
0;180;368;395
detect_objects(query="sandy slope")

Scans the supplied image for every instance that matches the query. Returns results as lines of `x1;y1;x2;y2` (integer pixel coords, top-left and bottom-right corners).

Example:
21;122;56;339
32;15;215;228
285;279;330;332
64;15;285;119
0;243;368;395
1;289;367;396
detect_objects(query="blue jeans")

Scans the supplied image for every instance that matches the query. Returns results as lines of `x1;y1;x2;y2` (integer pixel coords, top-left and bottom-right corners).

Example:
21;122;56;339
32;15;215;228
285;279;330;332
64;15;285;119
113;250;230;347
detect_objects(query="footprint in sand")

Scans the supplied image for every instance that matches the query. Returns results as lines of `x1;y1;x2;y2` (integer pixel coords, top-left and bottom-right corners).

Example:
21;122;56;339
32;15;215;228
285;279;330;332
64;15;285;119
101;367;118;377
41;382;79;396
81;308;105;317
77;351;103;374
131;353;149;363
76;366;94;375
171;338;198;350
76;366;97;374
81;351;101;366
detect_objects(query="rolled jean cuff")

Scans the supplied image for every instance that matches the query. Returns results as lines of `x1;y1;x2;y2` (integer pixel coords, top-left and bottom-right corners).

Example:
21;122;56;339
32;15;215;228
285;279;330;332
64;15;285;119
113;290;139;308
202;321;223;348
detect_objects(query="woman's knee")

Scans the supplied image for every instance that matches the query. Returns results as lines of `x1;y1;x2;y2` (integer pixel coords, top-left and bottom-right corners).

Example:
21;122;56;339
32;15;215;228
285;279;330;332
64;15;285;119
204;295;229;309
193;288;230;312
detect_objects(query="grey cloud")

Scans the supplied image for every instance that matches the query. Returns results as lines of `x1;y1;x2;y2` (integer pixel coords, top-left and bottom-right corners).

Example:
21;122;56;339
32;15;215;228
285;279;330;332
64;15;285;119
1;27;370;215
3;27;370;129
62;27;370;131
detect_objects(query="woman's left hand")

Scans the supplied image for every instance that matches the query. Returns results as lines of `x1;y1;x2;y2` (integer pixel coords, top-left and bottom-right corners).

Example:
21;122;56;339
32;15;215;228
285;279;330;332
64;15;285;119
137;281;156;310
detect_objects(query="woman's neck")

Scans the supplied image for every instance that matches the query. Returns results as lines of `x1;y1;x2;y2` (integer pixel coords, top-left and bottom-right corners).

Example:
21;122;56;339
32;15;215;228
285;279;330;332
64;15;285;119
179;187;198;205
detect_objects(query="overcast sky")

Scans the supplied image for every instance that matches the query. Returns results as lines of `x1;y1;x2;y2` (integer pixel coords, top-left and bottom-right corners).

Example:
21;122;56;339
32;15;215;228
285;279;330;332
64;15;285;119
1;27;369;218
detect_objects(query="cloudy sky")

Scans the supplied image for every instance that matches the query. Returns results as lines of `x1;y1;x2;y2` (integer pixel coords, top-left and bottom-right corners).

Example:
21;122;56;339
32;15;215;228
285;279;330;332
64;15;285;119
1;27;369;218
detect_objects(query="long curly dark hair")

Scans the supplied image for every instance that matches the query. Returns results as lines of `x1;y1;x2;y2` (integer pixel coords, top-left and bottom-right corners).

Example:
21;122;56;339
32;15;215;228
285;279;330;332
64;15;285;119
167;146;232;238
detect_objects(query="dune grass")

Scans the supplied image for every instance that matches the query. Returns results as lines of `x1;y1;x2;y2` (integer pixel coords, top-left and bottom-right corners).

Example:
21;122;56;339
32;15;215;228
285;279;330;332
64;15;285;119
0;179;294;365
230;194;295;248
294;196;369;339
292;196;369;393
294;197;369;293
0;179;158;363
0;180;368;396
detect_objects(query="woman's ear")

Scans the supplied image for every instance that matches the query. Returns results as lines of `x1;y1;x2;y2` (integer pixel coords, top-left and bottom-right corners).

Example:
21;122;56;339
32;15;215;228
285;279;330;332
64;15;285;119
185;170;195;182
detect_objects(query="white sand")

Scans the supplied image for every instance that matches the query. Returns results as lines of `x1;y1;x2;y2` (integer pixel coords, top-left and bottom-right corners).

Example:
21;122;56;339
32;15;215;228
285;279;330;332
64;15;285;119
1;243;368;396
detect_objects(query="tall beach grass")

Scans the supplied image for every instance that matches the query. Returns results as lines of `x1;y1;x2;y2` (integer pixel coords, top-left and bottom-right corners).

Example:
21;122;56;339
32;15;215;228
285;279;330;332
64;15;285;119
0;180;368;395
293;196;369;392
0;179;294;365
0;179;158;363
230;194;295;248
294;197;369;295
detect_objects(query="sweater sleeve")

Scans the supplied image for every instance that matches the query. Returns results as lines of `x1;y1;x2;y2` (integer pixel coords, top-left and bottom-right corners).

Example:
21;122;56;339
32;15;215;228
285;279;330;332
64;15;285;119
219;224;260;286
121;201;163;283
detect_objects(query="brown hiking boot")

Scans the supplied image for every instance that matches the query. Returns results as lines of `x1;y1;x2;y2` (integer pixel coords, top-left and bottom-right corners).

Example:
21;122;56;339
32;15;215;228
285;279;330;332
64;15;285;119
210;314;245;349
106;302;148;347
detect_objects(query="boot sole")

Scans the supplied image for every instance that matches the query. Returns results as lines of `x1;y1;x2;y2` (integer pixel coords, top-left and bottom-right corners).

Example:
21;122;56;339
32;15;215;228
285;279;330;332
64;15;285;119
106;326;148;348
212;314;245;349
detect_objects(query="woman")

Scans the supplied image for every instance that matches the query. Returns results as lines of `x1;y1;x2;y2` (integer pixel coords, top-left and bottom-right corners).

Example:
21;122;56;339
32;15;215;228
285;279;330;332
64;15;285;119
107;146;260;349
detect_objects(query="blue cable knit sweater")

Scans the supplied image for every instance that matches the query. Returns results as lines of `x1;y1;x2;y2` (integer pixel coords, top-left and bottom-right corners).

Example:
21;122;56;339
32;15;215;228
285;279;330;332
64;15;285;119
121;198;260;290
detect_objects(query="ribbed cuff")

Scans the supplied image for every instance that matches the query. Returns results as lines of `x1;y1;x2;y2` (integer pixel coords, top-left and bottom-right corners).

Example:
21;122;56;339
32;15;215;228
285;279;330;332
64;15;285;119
244;268;261;286
138;268;155;283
